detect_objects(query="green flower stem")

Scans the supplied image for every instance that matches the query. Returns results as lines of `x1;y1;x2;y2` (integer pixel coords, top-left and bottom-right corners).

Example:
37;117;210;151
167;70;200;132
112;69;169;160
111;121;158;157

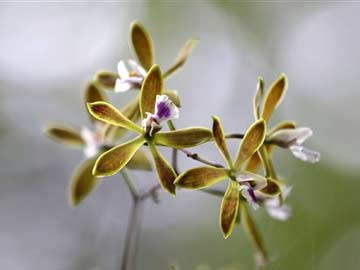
121;169;139;201
167;120;179;174
258;147;276;179
179;148;224;168
121;197;144;270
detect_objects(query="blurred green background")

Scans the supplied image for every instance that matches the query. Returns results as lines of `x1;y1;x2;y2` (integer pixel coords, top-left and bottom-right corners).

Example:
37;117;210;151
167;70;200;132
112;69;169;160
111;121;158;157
0;2;359;269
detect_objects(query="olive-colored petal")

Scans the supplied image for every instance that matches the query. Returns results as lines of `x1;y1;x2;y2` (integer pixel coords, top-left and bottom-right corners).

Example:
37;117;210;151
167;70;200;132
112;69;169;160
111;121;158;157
220;180;240;239
93;136;145;177
154;127;212;149
268;121;296;136
241;204;268;262
149;143;177;195
257;177;281;197
84;82;107;123
87;102;142;134
253;77;264;120
130;21;154;71
164;90;181;107
174;166;228;189
163;39;198;78
69;158;98;207
245;145;274;173
139;65;163;119
126;149;152;171
212;116;232;167
93;70;119;91
262;74;288;121
234;119;266;171
44;124;85;147
105;98;142;143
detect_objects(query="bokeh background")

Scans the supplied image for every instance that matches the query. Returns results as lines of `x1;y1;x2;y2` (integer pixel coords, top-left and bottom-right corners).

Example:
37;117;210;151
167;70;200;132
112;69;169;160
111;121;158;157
1;2;359;270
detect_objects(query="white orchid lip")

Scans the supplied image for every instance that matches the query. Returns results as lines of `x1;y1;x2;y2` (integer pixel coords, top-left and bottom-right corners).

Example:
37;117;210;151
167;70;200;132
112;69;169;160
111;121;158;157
262;185;292;221
142;95;180;136
268;127;320;163
115;60;146;93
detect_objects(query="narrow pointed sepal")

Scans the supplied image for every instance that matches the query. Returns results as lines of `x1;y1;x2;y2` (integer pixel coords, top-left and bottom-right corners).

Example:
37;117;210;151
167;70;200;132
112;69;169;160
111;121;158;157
44;124;85;147
149;143;177;195
87;101;142;134
163;39;198;78
130;21;154;71
212;116;232;167
253;77;264;120
140;65;163;119
69;158;98;207
220;181;240;239
174;166;228;189
93;70;119;91
262;74;288;121
84;82;108;123
154;127;212;149
234;119;266;171
92;136;145;177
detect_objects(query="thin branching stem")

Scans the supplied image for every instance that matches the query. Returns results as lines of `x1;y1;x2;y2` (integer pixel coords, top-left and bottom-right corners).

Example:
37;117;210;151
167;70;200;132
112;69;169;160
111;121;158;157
121;198;144;270
179;148;224;168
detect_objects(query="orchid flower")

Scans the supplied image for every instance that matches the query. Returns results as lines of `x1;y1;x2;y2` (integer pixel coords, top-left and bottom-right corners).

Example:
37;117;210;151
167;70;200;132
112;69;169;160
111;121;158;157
268;127;320;163
142;95;180;136
115;60;147;93
87;65;213;195
175;116;268;238
44;82;152;206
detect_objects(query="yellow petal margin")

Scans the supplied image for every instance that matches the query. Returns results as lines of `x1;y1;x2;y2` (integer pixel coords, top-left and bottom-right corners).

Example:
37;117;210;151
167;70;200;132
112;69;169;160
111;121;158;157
262;74;288;121
149;143;177;195
220;180;240;239
87;102;142;134
174;166;228;189
69;158;98;207
212;116;233;168
139;65;163;119
154;127;212;149
234;119;266;171
93;136;145;177
130;21;154;71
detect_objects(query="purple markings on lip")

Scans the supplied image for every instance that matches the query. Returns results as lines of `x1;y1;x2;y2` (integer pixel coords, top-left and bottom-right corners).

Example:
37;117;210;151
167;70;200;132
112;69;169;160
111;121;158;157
247;187;257;203
156;101;171;119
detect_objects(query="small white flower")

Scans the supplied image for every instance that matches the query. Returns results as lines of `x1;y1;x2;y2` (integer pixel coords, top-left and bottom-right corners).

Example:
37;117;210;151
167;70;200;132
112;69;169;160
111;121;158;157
80;124;105;158
263;185;292;221
269;127;320;163
115;60;146;93
142;95;180;136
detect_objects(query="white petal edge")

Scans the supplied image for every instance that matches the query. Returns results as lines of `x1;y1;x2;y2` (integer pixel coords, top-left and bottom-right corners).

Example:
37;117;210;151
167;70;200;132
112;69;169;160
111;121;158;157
266;204;292;221
115;79;131;93
269;127;313;146
117;60;129;79
289;145;320;163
